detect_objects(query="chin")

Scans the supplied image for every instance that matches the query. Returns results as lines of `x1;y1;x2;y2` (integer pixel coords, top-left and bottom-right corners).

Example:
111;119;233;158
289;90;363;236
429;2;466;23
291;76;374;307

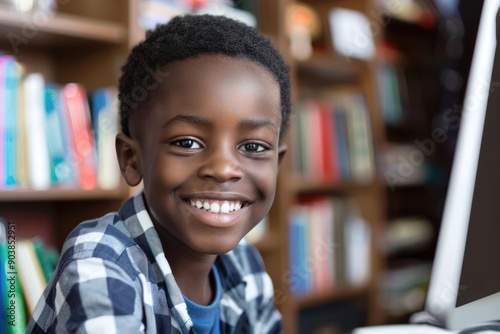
196;237;242;255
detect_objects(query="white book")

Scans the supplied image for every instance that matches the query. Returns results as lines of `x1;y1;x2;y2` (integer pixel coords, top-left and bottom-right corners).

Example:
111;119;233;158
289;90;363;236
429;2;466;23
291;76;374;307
25;73;50;190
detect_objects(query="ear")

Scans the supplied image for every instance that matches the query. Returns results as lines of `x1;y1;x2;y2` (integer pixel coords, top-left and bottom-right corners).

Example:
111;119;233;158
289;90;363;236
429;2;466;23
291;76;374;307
277;143;288;167
116;132;143;186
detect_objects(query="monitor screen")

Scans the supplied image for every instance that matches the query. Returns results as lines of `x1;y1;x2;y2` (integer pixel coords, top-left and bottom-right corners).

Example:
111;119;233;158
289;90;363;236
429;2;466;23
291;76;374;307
424;0;500;329
456;26;500;307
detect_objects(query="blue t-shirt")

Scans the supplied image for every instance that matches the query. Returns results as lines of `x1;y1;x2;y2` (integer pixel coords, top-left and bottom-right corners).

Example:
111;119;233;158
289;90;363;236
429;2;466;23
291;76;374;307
183;266;222;334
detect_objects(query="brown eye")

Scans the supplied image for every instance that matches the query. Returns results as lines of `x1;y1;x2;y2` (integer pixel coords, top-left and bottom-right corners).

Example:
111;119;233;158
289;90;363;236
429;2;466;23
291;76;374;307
174;139;201;149
240;142;267;152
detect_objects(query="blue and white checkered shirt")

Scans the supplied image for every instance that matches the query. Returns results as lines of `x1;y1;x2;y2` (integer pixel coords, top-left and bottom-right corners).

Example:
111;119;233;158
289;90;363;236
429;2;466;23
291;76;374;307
27;192;283;333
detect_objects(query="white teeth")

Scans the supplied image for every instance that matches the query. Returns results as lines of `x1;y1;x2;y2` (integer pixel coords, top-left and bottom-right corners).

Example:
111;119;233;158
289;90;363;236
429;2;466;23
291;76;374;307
210;202;220;213
188;199;245;214
220;202;230;213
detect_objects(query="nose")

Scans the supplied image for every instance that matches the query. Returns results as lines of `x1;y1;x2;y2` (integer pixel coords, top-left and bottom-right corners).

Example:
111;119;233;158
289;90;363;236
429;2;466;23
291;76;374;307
197;145;244;183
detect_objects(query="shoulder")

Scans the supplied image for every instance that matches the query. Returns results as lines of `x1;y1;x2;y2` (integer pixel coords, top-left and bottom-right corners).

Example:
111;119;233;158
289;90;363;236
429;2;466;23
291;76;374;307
59;212;136;266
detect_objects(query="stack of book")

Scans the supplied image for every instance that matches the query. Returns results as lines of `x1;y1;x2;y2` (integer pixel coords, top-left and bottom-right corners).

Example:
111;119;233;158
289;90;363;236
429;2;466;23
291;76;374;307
291;91;375;185
288;197;371;296
0;218;59;333
0;54;120;191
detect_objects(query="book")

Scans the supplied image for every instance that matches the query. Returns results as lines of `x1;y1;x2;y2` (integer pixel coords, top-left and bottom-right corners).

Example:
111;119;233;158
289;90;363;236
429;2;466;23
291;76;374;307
91;87;120;190
32;238;59;283
16;73;29;187
1;57;21;188
347;94;375;184
0;55;15;187
16;239;47;315
25;73;51;190
334;108;351;180
318;102;340;182
344;202;371;286
62;83;97;190
0;219;27;334
44;84;76;186
0;219;6;334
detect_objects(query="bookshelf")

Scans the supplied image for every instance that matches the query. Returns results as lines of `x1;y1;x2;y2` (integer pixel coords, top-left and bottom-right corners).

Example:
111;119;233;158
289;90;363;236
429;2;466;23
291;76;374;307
377;5;459;323
0;0;132;251
258;0;388;333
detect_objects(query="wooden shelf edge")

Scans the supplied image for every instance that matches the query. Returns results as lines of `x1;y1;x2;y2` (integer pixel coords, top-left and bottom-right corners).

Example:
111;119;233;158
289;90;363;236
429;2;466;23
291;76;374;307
250;234;279;253
288;175;375;194
290;284;370;309
0;186;128;201
0;5;126;45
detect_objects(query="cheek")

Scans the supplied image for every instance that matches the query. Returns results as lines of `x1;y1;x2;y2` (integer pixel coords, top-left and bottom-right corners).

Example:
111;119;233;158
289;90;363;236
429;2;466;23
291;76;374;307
248;162;279;200
146;154;194;190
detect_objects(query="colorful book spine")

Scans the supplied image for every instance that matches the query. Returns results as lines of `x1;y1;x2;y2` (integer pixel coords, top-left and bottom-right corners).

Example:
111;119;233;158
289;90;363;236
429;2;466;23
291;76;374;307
25;73;51;190
16;76;29;187
0;56;9;187
92;87;120;190
44;84;77;186
292;92;375;183
0;219;27;334
2;59;21;187
62;83;97;190
288;197;371;295
0;53;121;191
16;239;48;314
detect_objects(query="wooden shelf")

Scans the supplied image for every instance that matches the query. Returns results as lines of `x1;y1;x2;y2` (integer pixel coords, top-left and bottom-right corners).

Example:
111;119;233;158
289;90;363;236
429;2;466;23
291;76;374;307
0;5;127;48
251;233;280;253
296;55;366;85
289;176;374;195
291;285;370;309
0;186;128;202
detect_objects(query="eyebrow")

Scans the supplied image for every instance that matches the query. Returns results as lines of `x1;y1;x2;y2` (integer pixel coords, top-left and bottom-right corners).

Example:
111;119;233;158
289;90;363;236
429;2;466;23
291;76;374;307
238;119;278;135
162;115;278;134
162;115;212;129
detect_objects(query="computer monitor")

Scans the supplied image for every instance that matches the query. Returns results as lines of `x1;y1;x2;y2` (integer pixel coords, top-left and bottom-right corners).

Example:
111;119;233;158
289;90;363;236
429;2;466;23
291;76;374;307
424;0;500;329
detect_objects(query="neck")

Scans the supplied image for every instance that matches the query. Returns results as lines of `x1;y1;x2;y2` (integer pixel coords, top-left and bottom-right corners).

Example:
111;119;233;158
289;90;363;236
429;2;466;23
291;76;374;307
155;225;217;305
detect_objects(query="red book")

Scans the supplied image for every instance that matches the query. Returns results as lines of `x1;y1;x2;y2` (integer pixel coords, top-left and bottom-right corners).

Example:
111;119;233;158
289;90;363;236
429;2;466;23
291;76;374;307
62;84;97;190
305;101;324;179
317;101;340;182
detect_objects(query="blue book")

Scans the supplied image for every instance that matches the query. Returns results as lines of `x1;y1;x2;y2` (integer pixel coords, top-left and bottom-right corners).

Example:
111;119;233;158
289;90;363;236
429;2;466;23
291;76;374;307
334;110;351;179
295;207;311;294
2;58;20;187
0;219;6;334
91;87;120;190
289;209;304;295
44;84;76;186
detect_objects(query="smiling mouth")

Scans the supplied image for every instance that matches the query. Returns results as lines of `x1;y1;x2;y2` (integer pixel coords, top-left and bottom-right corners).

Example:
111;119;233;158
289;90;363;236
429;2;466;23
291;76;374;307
186;199;249;214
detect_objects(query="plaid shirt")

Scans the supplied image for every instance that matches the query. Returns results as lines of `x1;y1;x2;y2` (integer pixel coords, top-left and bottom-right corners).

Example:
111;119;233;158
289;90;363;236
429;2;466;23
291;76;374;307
27;192;283;333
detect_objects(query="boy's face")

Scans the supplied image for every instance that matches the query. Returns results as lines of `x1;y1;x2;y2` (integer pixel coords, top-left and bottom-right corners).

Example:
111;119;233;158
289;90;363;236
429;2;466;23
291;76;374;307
118;55;285;255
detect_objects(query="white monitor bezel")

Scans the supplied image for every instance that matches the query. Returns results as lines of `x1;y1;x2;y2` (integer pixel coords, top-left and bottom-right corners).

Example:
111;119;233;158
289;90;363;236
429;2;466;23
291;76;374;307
424;0;500;329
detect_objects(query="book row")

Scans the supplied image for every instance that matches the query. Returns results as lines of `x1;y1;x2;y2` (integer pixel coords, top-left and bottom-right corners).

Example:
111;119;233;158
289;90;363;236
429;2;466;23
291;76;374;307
288;196;371;296
0;219;59;333
0;55;120;191
291;92;375;184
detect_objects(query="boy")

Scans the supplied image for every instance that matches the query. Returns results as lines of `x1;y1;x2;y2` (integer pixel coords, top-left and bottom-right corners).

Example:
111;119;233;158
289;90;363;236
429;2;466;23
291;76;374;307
28;14;291;334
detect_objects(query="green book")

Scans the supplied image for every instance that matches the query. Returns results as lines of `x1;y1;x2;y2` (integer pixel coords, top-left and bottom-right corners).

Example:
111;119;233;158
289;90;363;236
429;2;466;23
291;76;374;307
0;219;27;334
32;238;59;283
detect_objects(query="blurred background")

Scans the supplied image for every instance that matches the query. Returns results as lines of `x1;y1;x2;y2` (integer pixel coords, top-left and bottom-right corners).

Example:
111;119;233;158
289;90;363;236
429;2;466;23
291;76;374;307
0;0;485;333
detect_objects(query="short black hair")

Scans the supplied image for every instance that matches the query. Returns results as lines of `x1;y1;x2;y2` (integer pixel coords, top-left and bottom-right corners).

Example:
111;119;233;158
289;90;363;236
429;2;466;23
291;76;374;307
118;14;291;139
